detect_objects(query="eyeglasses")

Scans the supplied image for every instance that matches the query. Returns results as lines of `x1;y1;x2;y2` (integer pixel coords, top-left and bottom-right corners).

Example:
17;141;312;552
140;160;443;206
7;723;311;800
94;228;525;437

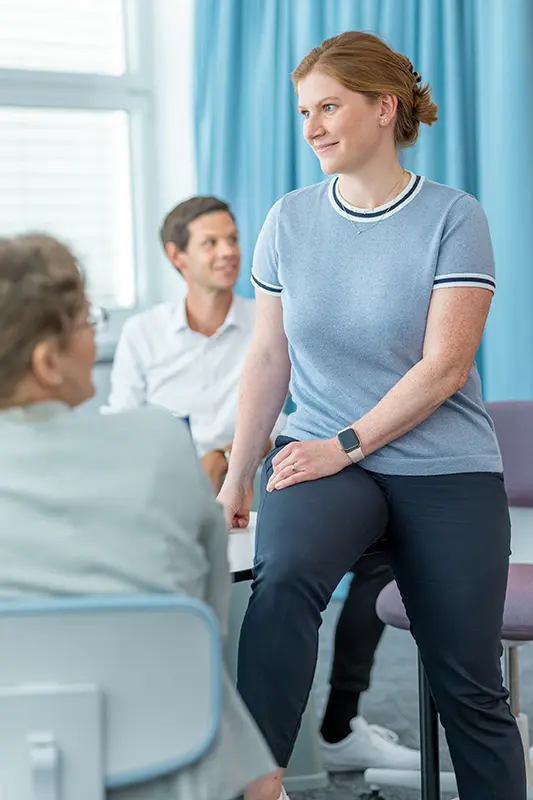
87;305;109;333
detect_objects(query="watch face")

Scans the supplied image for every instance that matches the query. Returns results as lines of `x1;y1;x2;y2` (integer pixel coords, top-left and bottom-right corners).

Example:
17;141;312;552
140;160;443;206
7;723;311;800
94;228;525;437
338;427;360;452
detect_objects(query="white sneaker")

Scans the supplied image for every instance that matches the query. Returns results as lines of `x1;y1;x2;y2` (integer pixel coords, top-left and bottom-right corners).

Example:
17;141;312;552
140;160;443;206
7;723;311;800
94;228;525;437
319;715;421;773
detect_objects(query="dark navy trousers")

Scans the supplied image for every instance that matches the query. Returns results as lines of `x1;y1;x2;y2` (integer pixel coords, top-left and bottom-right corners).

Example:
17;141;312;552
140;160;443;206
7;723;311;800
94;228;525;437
237;437;526;799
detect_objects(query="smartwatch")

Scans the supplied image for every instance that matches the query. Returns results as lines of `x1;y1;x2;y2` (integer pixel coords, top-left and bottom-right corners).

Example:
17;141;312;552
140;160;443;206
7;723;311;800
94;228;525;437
336;426;364;464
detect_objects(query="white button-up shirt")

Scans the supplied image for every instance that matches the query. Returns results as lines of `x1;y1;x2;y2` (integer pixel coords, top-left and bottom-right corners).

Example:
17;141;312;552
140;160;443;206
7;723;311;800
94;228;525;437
106;296;285;457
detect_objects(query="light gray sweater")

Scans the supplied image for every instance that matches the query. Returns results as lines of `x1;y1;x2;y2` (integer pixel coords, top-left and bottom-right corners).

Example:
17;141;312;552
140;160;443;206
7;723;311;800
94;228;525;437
0;401;274;800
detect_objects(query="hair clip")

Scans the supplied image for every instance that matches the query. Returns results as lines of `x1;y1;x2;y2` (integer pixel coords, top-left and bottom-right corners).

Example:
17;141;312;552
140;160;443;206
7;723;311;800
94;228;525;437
413;71;422;84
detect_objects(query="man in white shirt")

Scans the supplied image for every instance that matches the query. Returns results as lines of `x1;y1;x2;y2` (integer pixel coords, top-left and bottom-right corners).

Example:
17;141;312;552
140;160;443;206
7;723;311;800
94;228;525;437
108;196;420;773
108;196;264;490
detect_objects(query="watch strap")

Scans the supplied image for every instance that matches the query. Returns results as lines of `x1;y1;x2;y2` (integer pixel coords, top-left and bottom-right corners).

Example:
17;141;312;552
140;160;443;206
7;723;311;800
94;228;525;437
346;446;364;464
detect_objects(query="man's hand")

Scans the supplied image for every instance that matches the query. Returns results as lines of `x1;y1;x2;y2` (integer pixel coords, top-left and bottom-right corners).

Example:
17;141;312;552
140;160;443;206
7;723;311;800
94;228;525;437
201;449;228;494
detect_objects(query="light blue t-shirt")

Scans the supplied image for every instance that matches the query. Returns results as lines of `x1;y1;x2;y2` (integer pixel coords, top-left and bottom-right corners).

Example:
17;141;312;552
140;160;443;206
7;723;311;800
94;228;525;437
251;173;502;476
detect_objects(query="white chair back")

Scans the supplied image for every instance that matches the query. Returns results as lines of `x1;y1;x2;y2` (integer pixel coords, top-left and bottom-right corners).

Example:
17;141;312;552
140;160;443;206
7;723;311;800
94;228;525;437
0;595;220;800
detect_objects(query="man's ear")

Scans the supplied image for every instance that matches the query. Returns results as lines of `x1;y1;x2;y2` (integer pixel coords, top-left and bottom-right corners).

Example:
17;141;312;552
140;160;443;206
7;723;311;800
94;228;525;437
165;242;186;276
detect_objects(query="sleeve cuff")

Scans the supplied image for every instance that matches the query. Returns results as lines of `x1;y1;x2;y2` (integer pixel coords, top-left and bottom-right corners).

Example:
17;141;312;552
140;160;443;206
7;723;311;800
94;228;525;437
250;271;282;296
433;273;495;293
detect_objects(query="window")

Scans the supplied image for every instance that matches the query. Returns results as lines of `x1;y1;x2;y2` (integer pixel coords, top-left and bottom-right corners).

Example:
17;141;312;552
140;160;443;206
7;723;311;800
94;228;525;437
0;107;135;308
0;0;126;75
0;0;156;348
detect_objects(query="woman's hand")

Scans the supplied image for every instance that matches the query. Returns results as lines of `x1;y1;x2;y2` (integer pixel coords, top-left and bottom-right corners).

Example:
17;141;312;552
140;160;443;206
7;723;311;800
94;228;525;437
266;438;351;492
217;481;255;530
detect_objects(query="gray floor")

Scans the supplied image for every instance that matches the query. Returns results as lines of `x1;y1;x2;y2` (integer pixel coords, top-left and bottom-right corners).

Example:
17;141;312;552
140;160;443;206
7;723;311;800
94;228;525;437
291;598;533;800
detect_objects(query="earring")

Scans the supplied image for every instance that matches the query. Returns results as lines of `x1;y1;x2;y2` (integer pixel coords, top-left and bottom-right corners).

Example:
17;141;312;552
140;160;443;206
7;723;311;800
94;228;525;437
381;118;388;126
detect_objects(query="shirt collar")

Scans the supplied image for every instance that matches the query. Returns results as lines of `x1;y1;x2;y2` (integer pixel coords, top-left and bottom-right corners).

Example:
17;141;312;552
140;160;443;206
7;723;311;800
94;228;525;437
224;296;247;330
329;171;424;222
171;295;247;334
171;300;189;332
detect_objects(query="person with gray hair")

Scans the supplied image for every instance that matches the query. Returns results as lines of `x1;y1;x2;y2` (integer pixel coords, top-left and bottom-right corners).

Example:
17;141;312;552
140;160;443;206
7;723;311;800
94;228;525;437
0;233;276;800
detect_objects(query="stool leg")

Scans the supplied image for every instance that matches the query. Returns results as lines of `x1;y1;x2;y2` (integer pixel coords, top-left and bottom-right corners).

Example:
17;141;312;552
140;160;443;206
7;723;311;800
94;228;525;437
418;651;440;800
505;644;520;716
505;644;533;787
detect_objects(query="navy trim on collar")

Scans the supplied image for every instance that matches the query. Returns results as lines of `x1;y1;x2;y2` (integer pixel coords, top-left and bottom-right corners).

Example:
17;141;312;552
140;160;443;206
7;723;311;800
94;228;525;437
331;174;422;220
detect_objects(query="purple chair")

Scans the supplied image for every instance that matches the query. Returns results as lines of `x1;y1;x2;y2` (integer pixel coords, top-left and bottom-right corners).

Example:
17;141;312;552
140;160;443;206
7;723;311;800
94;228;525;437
365;401;533;799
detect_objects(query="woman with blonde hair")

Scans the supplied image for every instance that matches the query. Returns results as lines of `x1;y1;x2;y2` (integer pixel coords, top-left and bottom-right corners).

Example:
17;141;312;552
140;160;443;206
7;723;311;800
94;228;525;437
0;233;276;800
219;31;526;799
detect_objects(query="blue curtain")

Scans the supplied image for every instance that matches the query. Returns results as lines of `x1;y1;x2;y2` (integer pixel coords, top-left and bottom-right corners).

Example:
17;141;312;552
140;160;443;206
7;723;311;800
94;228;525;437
194;0;533;400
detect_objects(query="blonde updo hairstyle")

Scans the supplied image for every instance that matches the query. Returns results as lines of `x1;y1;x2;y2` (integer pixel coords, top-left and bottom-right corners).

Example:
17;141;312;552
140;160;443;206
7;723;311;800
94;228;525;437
292;31;438;148
0;234;86;401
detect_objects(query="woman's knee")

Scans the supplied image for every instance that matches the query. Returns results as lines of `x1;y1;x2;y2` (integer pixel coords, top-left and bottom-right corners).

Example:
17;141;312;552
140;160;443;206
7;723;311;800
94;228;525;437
252;551;337;611
418;641;509;722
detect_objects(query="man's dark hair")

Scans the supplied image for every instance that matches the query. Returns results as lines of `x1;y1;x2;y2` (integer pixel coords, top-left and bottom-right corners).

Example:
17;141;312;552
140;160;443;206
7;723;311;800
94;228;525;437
159;196;235;252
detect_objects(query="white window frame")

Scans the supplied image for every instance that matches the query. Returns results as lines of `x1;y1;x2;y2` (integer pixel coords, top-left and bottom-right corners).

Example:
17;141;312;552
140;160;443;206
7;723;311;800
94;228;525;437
0;0;158;360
